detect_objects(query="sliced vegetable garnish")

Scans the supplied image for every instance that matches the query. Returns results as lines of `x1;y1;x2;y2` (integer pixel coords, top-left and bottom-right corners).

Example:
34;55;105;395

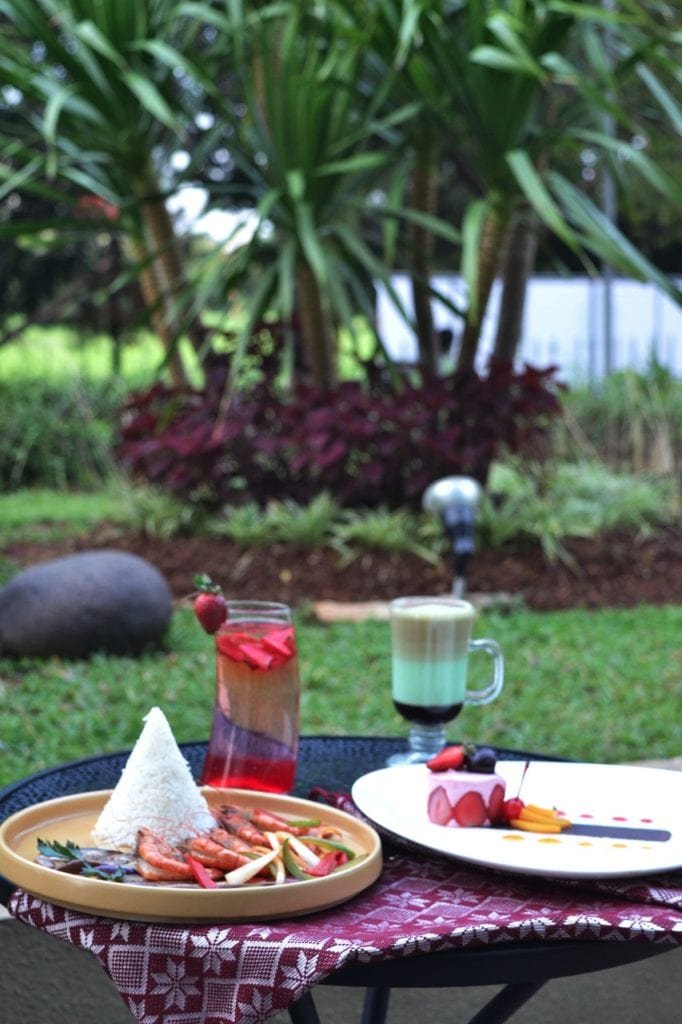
299;836;355;860
82;863;127;882
304;849;349;877
37;838;82;860
283;834;320;868
224;848;280;886
281;837;351;879
281;838;310;880
185;855;219;889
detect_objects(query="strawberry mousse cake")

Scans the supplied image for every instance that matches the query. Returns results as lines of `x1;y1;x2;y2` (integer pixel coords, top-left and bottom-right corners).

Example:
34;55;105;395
425;745;503;831
427;766;506;828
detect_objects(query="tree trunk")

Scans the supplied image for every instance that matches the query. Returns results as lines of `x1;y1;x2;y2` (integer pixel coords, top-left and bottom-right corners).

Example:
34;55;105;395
295;262;336;389
456;206;507;374
408;134;440;375
492;212;540;363
123;232;188;386
132;167;209;382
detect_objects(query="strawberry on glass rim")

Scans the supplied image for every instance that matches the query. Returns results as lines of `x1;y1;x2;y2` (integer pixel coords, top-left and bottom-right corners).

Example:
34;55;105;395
193;574;228;634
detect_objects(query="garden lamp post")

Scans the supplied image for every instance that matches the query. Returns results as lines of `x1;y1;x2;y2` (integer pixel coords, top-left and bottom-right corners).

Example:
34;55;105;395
422;476;483;598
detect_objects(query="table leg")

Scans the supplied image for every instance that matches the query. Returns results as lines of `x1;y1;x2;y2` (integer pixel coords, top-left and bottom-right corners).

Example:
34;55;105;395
464;981;546;1024
288;990;322;1024
358;981;545;1024
361;986;390;1024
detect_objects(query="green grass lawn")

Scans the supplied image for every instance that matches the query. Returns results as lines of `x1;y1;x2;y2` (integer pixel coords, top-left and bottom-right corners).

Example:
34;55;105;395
1;604;680;789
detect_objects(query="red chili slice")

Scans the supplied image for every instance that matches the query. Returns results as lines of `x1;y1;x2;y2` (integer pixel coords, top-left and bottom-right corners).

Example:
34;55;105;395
184;855;219;889
305;850;348;877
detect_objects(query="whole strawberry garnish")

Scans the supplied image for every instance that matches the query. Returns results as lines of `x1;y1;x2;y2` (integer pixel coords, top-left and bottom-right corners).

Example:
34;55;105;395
193;574;227;635
426;745;466;772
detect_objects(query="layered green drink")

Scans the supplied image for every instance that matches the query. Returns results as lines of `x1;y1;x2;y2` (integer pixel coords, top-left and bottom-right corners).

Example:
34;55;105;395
391;598;475;725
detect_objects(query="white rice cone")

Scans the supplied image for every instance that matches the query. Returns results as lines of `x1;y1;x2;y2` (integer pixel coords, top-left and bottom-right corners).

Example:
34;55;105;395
92;707;215;849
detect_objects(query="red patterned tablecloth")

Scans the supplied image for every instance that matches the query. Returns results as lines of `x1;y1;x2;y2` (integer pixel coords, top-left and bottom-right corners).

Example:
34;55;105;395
9;845;682;1024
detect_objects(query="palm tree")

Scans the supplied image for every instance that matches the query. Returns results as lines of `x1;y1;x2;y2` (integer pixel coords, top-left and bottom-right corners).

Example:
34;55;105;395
360;0;682;372
195;3;427;391
0;0;215;383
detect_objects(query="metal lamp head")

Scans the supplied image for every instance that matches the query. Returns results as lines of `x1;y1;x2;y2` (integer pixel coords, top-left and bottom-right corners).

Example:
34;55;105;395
422;476;483;598
422;476;482;516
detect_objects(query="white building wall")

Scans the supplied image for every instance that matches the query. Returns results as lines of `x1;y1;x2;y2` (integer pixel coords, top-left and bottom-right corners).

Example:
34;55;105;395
375;275;682;382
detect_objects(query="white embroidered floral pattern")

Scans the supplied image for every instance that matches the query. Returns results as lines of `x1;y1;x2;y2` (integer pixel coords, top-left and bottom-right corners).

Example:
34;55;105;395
150;957;201;1010
8;849;682;1024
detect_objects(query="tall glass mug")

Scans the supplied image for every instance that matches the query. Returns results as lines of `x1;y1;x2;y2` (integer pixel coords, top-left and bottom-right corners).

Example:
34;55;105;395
389;596;504;765
200;601;300;793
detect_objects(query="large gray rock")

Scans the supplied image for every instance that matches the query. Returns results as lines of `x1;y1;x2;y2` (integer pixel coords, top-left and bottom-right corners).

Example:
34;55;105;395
0;550;173;658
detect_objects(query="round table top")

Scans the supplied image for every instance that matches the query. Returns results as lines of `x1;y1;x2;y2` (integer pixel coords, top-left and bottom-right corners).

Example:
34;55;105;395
0;734;561;822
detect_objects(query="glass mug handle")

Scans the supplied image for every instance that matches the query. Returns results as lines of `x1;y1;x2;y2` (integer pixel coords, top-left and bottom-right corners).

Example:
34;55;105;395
464;638;504;706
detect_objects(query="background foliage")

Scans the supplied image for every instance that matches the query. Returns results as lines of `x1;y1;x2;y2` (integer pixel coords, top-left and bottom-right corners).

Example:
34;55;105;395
1;0;680;387
1;602;681;789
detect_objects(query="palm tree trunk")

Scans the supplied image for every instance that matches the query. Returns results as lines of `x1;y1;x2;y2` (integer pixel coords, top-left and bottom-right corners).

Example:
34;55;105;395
123;232;188;386
492;212;540;363
296;263;336;389
132;167;209;380
409;134;440;375
456;206;507;373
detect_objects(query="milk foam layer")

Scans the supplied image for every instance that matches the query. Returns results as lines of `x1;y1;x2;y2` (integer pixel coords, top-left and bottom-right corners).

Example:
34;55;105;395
391;601;474;660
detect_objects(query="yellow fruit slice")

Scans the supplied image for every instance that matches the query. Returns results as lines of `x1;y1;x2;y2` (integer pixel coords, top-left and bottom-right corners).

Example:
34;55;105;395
510;818;563;834
520;805;572;828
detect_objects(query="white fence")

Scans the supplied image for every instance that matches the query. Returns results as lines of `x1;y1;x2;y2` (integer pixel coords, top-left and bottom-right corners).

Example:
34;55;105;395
376;275;682;382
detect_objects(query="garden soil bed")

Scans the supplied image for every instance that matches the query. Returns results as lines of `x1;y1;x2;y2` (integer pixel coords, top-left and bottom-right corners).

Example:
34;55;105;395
3;525;682;611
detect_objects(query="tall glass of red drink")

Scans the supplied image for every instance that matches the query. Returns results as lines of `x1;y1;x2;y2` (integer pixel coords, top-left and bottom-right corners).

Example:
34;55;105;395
200;601;300;794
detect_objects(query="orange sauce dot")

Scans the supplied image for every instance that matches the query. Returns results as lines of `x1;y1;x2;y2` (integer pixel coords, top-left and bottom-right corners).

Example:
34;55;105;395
578;841;594;847
537;838;561;844
501;834;526;841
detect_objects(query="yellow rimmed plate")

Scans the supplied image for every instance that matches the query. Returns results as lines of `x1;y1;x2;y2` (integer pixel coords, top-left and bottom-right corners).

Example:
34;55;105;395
0;788;382;923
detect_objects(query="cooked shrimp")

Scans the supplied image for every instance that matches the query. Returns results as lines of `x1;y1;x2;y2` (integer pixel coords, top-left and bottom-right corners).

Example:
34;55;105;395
217;806;267;845
136;827;195;882
207;826;253;855
184;834;250;871
251;807;307;836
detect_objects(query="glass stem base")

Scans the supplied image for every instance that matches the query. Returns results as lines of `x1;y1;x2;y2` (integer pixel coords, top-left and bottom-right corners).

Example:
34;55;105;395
387;723;447;766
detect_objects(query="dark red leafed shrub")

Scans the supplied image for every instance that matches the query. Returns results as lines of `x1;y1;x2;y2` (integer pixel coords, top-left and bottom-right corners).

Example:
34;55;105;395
117;357;564;509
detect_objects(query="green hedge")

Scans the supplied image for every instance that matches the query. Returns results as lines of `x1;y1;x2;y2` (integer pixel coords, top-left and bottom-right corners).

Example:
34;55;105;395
0;377;124;490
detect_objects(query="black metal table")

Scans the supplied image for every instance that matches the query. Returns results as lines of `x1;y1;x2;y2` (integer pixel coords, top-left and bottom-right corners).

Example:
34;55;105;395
0;736;673;1024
